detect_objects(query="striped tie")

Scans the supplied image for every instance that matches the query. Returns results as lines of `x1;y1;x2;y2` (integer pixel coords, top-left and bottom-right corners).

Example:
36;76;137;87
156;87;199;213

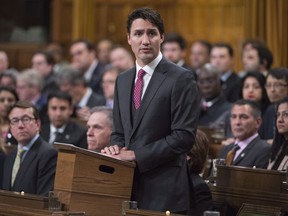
133;69;146;110
226;144;240;166
11;148;25;186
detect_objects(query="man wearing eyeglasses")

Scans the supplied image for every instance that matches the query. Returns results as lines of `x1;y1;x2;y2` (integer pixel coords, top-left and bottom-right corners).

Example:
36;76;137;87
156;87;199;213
2;101;58;196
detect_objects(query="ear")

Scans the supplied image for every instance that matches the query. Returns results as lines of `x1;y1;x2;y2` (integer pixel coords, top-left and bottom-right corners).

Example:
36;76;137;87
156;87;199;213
256;117;262;129
160;34;164;44
127;33;131;45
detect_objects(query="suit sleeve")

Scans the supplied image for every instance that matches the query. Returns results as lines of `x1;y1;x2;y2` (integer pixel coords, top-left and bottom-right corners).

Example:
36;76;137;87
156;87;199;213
135;71;200;173
37;147;58;196
253;142;271;168
110;76;126;148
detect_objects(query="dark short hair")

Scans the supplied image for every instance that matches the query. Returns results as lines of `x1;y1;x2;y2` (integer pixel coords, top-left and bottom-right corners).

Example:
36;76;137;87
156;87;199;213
242;38;267;50
163;32;186;50
232;99;261;118
127;7;164;35
212;42;234;57
47;91;72;106
58;66;87;86
192;40;212;54
0;86;19;101
267;67;288;85
71;38;95;52
8;101;40;120
33;50;55;65
0;71;17;87
90;106;113;129
256;46;273;70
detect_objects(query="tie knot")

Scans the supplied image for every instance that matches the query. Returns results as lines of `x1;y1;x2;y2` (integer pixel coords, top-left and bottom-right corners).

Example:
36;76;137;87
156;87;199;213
233;144;240;151
138;69;146;78
17;148;25;157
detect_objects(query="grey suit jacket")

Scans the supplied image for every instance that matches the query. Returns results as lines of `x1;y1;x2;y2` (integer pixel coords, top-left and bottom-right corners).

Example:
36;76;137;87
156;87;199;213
2;136;58;196
111;57;200;212
219;135;271;168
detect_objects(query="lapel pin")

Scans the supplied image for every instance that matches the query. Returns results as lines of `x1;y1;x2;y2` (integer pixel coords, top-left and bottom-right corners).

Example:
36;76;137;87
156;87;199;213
241;153;245;158
65;135;70;140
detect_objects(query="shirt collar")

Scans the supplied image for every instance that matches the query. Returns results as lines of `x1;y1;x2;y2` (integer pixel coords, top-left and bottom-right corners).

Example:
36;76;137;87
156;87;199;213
221;70;232;82
50;124;66;134
78;87;93;107
136;52;163;76
84;60;98;81
235;133;258;150
18;134;39;151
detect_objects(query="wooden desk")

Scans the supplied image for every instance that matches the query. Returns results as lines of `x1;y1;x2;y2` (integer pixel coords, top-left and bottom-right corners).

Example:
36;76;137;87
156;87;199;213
125;209;184;216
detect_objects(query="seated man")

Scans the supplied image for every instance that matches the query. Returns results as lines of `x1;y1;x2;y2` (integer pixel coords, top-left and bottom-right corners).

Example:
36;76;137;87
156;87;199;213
41;91;88;149
219;99;271;168
86;106;112;152
2;101;58;196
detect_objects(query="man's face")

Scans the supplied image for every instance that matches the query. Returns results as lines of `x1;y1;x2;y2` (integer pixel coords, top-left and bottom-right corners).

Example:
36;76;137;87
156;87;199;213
127;18;164;67
230;104;261;141
162;42;183;64
9;107;40;145
197;70;220;100
86;112;111;152
210;47;233;73
110;48;134;71
32;54;52;77
102;71;117;100
16;80;32;101
70;42;95;71
266;75;288;103
242;49;260;71
189;43;209;69
48;98;72;128
276;102;288;136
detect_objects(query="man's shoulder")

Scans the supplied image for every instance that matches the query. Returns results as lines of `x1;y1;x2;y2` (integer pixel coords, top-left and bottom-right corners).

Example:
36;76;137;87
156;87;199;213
66;121;86;133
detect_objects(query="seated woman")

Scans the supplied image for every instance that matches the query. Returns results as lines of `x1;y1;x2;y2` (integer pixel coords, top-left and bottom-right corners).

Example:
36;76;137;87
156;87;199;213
239;71;270;117
187;130;213;216
268;97;288;170
0;87;18;145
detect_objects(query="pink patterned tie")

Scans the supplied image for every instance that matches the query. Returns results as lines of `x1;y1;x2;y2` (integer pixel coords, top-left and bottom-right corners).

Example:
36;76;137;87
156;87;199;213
133;69;146;109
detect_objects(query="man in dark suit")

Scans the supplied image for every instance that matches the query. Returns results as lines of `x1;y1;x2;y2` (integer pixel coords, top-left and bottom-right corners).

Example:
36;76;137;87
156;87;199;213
2;101;57;196
70;39;105;96
58;66;105;121
210;42;241;103
219;99;271;168
40;91;87;149
101;7;200;214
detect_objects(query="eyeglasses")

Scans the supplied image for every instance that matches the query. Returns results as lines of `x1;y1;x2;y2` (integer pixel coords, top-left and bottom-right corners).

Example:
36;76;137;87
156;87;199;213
9;116;36;126
265;83;288;89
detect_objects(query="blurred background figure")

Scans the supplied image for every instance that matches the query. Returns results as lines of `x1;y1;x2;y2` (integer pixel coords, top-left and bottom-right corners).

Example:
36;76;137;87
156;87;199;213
70;39;105;96
46;42;69;74
239;71;270;116
0;71;17;90
31;50;59;96
109;46;134;72
86;106;113;152
96;39;114;66
102;66;120;108
268;97;288;170
187;129;213;216
162;32;191;70
0;87;18;145
58;66;105;121
189;40;211;77
0;51;9;73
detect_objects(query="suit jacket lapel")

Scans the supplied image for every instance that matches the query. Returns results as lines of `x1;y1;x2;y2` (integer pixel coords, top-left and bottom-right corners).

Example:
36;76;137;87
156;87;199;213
233;136;259;165
131;61;167;136
3;150;17;189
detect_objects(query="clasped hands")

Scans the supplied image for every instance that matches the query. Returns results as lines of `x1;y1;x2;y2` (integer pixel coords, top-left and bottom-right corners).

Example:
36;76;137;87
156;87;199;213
101;145;136;162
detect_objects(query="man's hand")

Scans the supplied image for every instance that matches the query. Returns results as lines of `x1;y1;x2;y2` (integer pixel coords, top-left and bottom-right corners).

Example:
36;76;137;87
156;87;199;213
101;146;136;162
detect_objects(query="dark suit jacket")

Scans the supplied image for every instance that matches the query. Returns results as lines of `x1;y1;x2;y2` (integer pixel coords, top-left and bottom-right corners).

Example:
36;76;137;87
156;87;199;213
2;136;57;196
111;58;200;212
221;72;241;103
258;104;275;140
86;92;106;108
41;121;88;149
219;136;271;168
88;62;105;96
189;173;213;216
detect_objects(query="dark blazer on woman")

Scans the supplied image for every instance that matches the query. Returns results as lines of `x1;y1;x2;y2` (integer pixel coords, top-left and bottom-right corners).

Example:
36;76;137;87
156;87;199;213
111;58;200;212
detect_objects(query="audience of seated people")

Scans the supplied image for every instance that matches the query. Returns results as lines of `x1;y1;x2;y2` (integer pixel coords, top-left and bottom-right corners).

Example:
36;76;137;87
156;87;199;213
239;71;270;116
0;87;18;145
86;106;113;152
268;97;288;170
70;39;106;96
219;99;271;168
197;63;231;136
210;42;241;103
187;129;213;216
189;40;211;77
259;68;288;141
58;66;105;121
40;91;88;149
46;42;69;74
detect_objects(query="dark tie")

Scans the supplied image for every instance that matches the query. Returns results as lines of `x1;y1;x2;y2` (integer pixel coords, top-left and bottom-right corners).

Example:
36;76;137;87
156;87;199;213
226;144;240;165
133;69;146;110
